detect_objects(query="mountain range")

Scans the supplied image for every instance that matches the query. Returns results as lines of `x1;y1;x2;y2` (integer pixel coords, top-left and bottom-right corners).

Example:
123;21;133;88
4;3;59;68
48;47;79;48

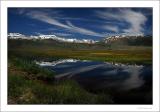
8;33;97;44
8;33;152;46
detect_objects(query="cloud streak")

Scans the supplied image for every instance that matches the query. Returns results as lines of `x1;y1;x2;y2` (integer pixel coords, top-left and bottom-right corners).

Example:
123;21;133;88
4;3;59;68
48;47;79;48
103;25;119;33
26;10;70;29
53;32;73;37
19;9;104;37
95;9;147;35
121;9;147;35
12;8;151;38
66;21;103;37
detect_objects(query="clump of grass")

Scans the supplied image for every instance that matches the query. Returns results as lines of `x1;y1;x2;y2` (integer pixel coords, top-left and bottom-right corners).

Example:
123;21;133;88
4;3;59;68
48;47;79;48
51;80;113;104
9;58;55;82
8;73;113;104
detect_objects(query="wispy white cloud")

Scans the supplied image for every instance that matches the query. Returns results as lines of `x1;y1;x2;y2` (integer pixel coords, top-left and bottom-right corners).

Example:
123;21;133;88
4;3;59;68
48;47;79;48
26;10;70;29
15;8;148;37
95;9;147;35
66;21;103;37
53;32;73;37
17;8;26;15
18;9;104;37
120;9;147;35
103;25;119;33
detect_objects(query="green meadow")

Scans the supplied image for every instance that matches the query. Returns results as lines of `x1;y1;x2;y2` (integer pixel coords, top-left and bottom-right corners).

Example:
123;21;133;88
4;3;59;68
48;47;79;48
9;39;152;65
8;39;152;104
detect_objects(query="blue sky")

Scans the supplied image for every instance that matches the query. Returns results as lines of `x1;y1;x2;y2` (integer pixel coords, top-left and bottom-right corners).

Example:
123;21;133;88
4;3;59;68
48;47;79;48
8;8;152;40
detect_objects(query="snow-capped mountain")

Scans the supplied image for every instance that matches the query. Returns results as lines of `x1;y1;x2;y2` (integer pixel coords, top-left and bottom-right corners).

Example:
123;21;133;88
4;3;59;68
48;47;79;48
8;33;152;46
8;33;29;39
8;33;96;44
103;34;144;43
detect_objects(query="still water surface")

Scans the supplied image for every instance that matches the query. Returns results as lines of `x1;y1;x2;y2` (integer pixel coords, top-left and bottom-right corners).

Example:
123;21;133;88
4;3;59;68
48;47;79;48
36;59;152;91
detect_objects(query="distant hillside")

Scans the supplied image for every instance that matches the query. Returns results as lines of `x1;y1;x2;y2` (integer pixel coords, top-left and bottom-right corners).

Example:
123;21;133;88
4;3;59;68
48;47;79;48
103;35;152;47
8;39;109;50
8;35;152;52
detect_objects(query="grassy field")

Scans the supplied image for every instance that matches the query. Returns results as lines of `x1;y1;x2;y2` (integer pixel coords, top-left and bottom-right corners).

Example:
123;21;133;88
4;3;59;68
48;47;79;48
8;39;152;104
8;39;152;65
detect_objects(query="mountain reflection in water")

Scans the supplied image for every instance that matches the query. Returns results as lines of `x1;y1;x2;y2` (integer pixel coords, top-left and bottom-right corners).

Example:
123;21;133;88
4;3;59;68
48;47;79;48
36;59;152;91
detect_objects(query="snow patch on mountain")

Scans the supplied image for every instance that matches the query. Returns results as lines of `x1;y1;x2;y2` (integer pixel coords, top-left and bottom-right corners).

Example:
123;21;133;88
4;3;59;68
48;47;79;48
8;33;97;44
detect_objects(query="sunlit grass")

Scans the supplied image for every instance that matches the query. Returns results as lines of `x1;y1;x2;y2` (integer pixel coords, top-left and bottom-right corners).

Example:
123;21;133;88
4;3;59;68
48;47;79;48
8;39;152;65
9;48;152;65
